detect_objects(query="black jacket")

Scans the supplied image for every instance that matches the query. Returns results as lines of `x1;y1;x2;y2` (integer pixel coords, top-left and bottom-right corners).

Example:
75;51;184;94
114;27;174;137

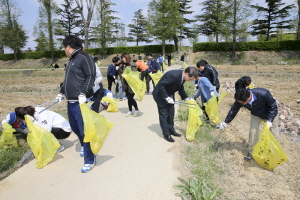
152;70;188;105
202;64;220;89
60;49;96;100
224;88;278;123
235;76;250;91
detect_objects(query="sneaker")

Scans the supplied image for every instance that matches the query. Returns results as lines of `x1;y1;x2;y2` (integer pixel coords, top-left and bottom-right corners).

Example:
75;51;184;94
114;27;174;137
81;164;96;173
126;111;133;117
80;150;84;157
133;110;140;117
56;144;65;153
145;91;150;95
244;153;253;161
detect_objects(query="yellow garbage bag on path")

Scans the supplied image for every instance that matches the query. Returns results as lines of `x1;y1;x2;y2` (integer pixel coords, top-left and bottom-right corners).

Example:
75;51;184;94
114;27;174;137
218;92;227;105
203;95;220;125
0;123;18;148
122;71;146;101
162;62;167;71
186;100;203;142
101;97;118;112
25;115;60;169
149;70;163;86
183;62;188;68
81;103;114;155
170;59;175;64
252;122;288;171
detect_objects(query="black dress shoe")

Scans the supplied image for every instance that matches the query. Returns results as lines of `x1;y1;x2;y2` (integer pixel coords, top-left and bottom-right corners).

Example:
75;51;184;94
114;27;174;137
171;132;181;137
164;135;175;143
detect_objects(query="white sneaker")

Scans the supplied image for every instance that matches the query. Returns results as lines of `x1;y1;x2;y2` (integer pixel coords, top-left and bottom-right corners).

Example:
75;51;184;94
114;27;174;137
126;111;133;117
133;110;140;117
56;143;65;153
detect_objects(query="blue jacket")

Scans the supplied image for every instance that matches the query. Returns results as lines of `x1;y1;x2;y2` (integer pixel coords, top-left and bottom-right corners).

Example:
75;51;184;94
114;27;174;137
225;88;278;123
194;77;219;104
5;112;27;129
107;64;116;78
148;58;160;73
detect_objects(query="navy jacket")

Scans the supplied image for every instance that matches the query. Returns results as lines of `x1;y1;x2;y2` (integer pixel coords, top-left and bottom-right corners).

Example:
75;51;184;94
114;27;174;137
152;70;188;105
224;88;278;123
148;58;160;73
235;76;250;91
60;49;96;100
107;64;116;78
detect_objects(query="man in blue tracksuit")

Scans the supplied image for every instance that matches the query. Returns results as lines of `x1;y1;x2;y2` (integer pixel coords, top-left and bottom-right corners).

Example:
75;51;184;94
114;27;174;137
218;88;279;161
55;35;96;173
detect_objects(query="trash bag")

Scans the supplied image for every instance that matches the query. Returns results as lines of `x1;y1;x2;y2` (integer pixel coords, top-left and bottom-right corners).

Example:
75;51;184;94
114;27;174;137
183;62;188;69
218;92;227;105
80;102;114;155
248;83;255;89
252;122;288;170
122;70;146;101
101;97;118;112
25;115;60;169
123;66;132;75
149;70;163;86
203;95;220;125
0;123;18;148
186;100;203;142
162;62;167;71
171;59;175;64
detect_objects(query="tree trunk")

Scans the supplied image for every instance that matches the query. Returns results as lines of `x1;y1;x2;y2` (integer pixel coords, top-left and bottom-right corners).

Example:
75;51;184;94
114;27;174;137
0;40;4;54
47;8;54;61
162;39;166;58
231;0;237;60
173;35;178;51
297;0;300;39
216;33;219;42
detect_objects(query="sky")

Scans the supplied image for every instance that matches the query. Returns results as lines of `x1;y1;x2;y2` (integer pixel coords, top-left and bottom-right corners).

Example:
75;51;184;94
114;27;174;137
6;0;298;53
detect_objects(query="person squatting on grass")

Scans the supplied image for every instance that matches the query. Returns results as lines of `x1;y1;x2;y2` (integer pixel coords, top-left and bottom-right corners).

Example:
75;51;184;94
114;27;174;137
1;108;29;136
218;88;279;161
55;35;96;173
235;76;252;91
152;67;199;143
194;73;219;122
121;53;140;117
15;106;71;153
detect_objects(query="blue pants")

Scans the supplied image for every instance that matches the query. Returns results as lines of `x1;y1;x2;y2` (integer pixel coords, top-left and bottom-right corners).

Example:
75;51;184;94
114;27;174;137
67;102;96;165
119;80;124;99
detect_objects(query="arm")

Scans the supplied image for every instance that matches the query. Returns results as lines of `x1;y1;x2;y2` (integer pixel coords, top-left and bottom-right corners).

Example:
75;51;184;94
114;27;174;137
224;102;242;124
95;63;103;84
203;78;219;97
178;83;188;100
107;64;113;77
265;92;278;122
80;56;96;95
1;113;11;125
156;73;175;99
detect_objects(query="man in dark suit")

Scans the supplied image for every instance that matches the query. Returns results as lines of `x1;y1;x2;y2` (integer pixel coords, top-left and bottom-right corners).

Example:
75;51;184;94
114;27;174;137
152;67;199;142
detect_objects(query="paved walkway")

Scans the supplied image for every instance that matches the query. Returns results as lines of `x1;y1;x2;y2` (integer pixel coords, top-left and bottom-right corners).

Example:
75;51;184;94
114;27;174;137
0;65;183;200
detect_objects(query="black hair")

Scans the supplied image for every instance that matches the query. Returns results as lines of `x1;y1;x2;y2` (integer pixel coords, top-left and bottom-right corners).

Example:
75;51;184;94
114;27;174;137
146;52;152;57
184;67;199;78
93;56;99;62
196;60;208;68
242;76;252;86
62;35;83;49
15;106;35;120
234;89;250;102
112;56;121;63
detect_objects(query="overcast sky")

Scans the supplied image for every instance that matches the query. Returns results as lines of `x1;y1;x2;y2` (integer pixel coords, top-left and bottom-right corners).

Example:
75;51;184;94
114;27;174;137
9;0;298;53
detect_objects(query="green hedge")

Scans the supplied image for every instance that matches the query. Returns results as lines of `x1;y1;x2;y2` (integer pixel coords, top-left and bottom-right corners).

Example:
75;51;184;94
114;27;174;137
193;40;300;51
0;44;175;61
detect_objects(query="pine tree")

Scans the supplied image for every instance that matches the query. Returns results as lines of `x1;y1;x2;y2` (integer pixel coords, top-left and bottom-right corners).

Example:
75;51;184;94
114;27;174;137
297;0;300;39
34;31;49;51
251;0;295;41
128;9;151;46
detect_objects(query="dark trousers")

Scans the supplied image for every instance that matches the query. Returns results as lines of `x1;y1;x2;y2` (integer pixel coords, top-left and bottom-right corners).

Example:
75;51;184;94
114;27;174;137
141;70;149;92
156;102;175;136
168;60;171;66
51;127;71;139
125;91;138;111
91;83;103;113
67;102;96;165
146;73;155;92
107;76;117;92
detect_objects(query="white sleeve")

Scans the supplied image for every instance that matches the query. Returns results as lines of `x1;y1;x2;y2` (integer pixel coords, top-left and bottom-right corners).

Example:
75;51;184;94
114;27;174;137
95;63;103;83
1;114;10;125
34;109;52;132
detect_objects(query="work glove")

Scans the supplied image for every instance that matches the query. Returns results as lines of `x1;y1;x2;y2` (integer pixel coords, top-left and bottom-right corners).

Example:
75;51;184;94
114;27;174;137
113;76;116;79
210;91;214;96
116;66;119;70
149;71;153;74
266;120;272;129
218;122;227;130
165;97;174;104
184;98;190;101
78;94;87;104
55;94;63;103
114;79;118;84
194;84;198;89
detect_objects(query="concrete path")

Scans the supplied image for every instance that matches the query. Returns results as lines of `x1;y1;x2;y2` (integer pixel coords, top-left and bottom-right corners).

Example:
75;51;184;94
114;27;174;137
0;65;183;200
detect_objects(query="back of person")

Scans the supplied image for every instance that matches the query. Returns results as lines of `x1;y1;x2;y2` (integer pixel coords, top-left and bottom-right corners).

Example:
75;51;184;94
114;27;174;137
136;60;148;71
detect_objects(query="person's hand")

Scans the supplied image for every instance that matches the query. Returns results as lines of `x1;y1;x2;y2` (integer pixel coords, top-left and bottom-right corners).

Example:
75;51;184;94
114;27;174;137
114;79;118;84
149;71;152;74
116;66;119;70
113;76;116;79
266;120;272;129
165;97;174;104
210;91;214;96
78;94;86;104
218;122;227;130
55;94;63;103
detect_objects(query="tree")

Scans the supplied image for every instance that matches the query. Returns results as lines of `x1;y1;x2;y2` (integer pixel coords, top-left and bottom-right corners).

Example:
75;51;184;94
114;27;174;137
188;23;200;49
113;23;127;47
38;0;57;60
33;31;49;51
75;0;96;49
195;0;230;42
0;0;28;60
55;0;82;36
251;0;295;41
297;0;300;39
127;9;151;46
148;0;184;57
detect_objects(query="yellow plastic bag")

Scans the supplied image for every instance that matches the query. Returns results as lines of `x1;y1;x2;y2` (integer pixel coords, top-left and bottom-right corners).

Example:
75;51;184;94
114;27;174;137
170;59;175;64
218;92;227;105
186;100;203;142
123;66;132;75
0;123;18;148
80;103;114;154
25;115;60;169
203;95;220;125
162;62;167;71
252;122;288;170
97;60;101;66
122;71;146;101
101;97;118;112
248;83;255;89
183;62;188;68
149;70;163;86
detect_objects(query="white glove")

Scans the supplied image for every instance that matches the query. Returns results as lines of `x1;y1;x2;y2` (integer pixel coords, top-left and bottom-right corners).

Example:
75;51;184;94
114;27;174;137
266;120;272;129
149;71;153;74
214;86;216;89
165;97;174;104
184;98;190;101
210;91;214;96
55;94;63;103
94;78;101;84
195;84;198;88
116;66;119;70
113;76;116;79
218;122;227;130
78;94;86;104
